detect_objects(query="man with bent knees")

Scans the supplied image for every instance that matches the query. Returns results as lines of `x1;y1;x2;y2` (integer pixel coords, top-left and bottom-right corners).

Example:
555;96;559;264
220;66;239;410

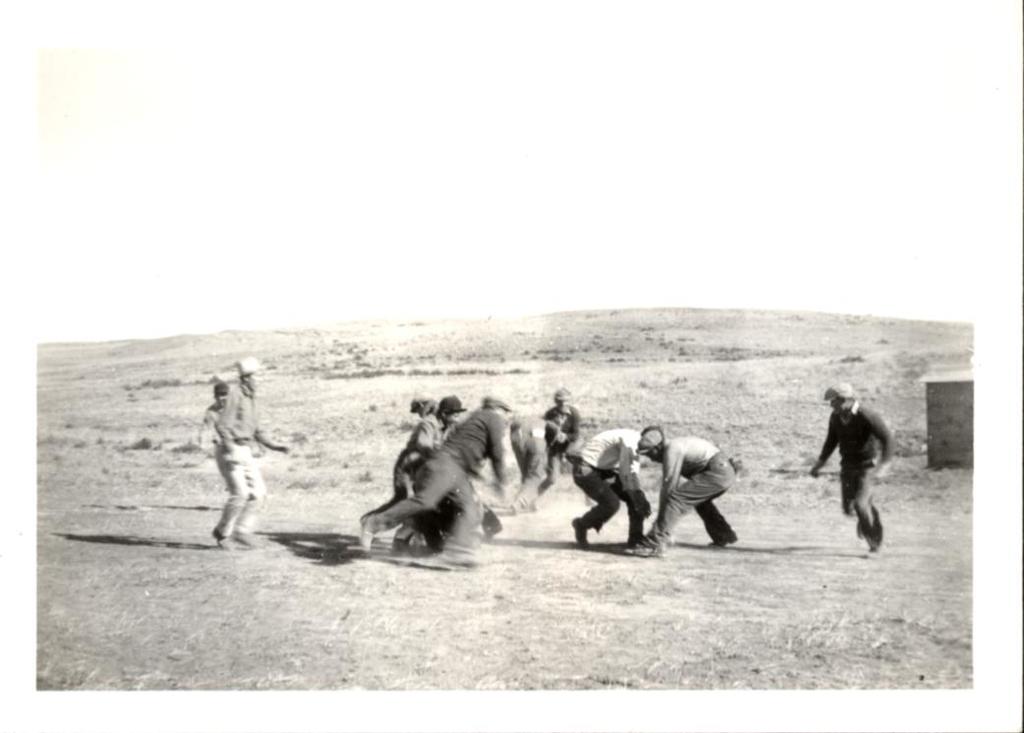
568;428;652;549
212;357;289;548
359;396;515;567
629;426;738;558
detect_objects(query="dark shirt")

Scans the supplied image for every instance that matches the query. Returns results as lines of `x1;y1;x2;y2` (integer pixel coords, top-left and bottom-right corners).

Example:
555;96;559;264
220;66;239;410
442;408;512;485
543;405;581;446
818;405;893;467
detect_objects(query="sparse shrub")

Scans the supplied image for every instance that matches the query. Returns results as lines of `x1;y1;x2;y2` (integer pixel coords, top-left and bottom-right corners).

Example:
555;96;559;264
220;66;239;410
129;438;155;450
171;442;203;454
356;471;373;483
368;404;378;412
838;355;865;363
290;432;309;445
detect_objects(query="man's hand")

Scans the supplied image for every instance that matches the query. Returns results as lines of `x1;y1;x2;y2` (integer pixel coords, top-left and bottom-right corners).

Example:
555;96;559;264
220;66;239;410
272;444;290;454
809;461;825;478
874;462;890;480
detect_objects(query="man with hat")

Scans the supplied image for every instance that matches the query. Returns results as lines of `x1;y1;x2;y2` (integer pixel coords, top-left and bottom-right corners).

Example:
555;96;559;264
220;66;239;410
540;388;582;493
366;395;472;552
360;396;446;536
359;395;516;566
567;428;652;548
211;357;289;548
809;383;893;552
628;427;739;558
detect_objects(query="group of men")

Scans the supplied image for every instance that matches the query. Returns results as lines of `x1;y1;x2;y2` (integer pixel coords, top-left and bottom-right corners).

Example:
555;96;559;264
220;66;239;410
200;357;894;563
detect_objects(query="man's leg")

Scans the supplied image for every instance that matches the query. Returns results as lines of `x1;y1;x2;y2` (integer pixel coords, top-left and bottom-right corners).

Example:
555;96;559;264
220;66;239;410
231;449;267;545
539;447;560;493
847;468;881;551
214;446;261;545
571;465;621;546
361;455;458;549
694;497;737;546
644;483;691;551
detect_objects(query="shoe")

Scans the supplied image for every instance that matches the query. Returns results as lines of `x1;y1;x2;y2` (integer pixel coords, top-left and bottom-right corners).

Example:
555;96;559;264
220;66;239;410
625;541;664;558
212;527;228;548
571;518;589;548
358;518;374;553
710;531;738;548
232;532;258;549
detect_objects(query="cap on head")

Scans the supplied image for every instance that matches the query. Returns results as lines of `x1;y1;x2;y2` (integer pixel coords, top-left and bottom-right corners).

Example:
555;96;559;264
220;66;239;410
554;388;572;402
438;395;466;415
637;425;666;454
824;383;856;401
213;380;230;397
236;357;261;376
410;397;431;414
482;396;512;412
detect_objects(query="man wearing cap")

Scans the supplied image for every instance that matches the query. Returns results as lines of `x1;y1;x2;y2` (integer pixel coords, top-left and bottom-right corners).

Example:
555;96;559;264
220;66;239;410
211;357;289;548
809;383;893;552
540;388;582;492
362;395;466;551
359;396;516;566
629;427;739;558
567;428;652;548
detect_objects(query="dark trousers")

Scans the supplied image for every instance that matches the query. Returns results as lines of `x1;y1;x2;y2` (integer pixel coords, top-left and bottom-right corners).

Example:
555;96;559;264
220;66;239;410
572;463;646;543
364;452;483;554
649;454;737;546
840;464;883;548
360;448;426;523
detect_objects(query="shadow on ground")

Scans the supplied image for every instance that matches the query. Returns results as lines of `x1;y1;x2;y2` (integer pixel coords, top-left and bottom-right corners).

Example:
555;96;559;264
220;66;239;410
492;537;868;559
82;504;219;512
56;533;216;551
261;531;361;566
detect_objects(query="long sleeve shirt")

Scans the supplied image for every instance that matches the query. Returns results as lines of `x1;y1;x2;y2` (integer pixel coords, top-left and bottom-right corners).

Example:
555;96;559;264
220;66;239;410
659;436;721;493
577;429;642;492
405;414;444;454
216;383;268;446
818;403;893;467
543;405;581;445
442;408;514;487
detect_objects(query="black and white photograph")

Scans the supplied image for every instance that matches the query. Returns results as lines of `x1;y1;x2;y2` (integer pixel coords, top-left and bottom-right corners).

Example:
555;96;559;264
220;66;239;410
7;2;1022;732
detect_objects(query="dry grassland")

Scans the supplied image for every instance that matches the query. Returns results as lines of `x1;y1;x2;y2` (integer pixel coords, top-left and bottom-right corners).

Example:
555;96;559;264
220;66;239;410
37;308;973;689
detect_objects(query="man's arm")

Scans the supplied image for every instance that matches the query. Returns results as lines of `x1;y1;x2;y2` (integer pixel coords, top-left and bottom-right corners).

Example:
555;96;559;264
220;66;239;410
864;408;894;476
810;416;838;477
564;407;582;442
255;427;289;453
198;409;218;450
616;440;641;494
214;389;241;444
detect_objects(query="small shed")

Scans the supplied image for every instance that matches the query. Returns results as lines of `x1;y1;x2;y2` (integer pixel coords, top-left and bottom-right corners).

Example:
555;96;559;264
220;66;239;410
920;368;974;468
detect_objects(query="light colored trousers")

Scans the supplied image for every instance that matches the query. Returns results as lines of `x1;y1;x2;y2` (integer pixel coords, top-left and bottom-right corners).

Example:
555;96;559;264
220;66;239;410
214;444;267;538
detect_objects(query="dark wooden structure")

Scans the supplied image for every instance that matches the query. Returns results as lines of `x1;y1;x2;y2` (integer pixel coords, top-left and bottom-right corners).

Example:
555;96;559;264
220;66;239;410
921;369;974;468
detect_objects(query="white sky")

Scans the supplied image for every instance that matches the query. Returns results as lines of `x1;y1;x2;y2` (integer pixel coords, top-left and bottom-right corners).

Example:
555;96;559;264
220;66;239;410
26;0;1021;343
5;2;1023;732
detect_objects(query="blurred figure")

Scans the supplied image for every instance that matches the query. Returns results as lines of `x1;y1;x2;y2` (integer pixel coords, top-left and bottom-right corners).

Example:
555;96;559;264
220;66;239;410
360;396;516;567
809;383;893;552
387;395;470;553
212;358;289;549
360;397;444;532
629;427;739;558
506;414;550;513
540;388;582;492
567;428;652;548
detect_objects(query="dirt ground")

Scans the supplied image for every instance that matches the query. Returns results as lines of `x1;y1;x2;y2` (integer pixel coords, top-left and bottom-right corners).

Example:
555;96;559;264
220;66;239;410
36;308;973;690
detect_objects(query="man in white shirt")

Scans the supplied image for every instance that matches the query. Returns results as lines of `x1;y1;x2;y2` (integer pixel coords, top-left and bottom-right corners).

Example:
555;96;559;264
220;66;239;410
567;428;652;549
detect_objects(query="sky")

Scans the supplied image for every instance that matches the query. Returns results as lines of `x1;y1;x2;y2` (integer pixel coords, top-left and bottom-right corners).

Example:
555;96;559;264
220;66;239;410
6;2;1023;732
28;1;1021;343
